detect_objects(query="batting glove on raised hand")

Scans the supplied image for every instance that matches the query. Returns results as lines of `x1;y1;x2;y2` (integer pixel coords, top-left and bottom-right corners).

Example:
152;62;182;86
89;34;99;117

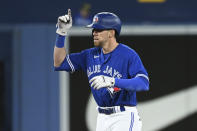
89;75;115;90
56;9;72;36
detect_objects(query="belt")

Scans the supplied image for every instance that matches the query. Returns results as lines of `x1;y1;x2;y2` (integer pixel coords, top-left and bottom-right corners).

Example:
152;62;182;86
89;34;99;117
98;106;126;115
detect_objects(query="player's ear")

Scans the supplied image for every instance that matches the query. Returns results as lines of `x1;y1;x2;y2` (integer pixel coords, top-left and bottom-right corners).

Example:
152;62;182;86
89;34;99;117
108;30;115;38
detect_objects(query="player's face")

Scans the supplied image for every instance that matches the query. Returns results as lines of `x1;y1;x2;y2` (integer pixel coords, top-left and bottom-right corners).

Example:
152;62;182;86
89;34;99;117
92;29;111;47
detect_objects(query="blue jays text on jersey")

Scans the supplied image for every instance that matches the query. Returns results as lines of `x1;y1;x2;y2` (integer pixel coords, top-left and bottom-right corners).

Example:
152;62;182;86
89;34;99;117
87;65;122;79
55;43;149;107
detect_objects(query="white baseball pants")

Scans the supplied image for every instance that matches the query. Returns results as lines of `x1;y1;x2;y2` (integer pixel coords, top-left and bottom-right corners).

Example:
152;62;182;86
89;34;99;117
96;106;142;131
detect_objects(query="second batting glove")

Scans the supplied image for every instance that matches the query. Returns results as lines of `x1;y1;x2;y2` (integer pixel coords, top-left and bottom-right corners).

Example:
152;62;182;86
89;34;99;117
89;75;115;90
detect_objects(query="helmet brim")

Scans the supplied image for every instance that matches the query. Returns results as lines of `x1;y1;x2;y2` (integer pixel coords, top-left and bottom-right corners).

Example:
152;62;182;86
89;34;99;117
86;23;93;28
86;23;106;30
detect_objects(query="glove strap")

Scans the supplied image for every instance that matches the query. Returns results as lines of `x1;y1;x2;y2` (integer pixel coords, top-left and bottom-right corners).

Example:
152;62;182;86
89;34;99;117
55;34;65;48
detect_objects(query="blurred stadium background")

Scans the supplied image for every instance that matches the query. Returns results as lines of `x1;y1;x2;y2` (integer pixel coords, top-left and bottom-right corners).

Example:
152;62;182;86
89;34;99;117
0;0;197;131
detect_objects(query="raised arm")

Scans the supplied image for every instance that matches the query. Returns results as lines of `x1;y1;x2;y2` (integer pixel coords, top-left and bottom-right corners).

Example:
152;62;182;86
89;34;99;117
54;9;72;67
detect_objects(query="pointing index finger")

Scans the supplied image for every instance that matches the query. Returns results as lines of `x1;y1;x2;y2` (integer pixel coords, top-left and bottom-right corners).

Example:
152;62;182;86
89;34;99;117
68;9;71;17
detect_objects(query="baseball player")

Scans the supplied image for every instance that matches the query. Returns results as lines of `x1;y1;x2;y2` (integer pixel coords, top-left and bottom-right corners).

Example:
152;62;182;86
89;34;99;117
54;9;149;131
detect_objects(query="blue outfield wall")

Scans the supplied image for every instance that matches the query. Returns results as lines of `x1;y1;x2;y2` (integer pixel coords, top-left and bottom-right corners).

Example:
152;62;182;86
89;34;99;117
12;25;59;131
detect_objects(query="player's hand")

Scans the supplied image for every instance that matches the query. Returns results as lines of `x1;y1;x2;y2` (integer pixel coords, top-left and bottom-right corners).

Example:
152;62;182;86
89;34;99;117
89;75;115;90
56;9;72;36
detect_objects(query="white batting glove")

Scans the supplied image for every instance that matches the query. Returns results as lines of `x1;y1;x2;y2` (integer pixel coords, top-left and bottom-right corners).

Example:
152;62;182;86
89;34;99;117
89;75;115;90
56;9;72;36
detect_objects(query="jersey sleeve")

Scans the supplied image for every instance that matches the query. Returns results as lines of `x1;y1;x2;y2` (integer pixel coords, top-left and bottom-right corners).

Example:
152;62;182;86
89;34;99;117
128;51;149;82
54;50;87;72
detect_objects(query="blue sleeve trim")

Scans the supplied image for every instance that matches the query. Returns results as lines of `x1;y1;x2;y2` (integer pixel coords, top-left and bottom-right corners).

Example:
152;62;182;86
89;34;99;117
135;73;149;81
65;55;75;72
53;56;72;72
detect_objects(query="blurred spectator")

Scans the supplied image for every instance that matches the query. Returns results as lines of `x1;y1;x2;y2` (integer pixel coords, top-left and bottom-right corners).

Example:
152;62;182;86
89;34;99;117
74;3;92;26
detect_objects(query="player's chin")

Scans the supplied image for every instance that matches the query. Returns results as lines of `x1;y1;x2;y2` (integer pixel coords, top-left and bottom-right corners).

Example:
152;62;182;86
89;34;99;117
93;41;101;47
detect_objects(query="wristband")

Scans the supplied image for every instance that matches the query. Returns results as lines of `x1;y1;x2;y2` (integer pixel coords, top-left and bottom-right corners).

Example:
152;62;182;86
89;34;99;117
55;34;66;48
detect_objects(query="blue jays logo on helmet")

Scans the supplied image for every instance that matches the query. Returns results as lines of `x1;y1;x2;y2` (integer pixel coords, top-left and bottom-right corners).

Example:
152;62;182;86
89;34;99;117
93;16;99;23
86;12;122;35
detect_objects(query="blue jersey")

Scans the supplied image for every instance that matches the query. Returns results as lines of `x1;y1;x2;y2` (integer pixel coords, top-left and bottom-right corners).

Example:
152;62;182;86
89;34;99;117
55;43;149;107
